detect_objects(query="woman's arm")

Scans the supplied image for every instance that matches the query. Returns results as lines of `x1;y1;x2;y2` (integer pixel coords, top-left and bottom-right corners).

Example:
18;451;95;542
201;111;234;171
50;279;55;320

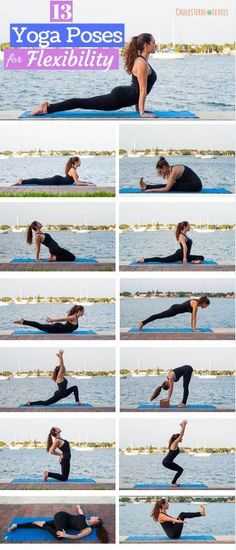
76;504;84;515
46;315;72;323
56;350;65;381
167;377;174;401
178;234;188;263
35;234;42;260
135;61;156;118
191;300;198;330
171;421;188;448
57;528;92;540
145;168;179;193
159;512;184;524
49;439;62;456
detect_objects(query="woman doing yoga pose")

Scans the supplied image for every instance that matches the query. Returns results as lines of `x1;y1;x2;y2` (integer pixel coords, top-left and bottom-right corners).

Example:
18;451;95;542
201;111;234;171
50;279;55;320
138;296;210;331
24;350;81;407
26;220;76;262
16;156;95;186
31;34;157;117
13;304;84;334
151;498;206;539
139;157;202;193
162;420;188;486
8;504;109;542
150;365;193;406
138;221;204;264
44;426;71;482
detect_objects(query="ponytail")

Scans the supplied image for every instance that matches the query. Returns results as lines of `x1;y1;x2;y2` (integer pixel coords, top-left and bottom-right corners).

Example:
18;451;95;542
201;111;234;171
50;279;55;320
156;156;170;170
26;221;38;244
68;304;84;316
175;221;189;241
124;33;153;74
151;499;166;522
52;366;60;382
47;427;58;452
150;381;169;402
96;520;109;543
65;156;80;175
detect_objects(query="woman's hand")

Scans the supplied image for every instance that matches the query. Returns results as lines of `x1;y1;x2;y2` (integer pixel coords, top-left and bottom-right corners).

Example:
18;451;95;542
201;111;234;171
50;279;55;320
46;317;54;323
140;112;158;118
56;529;68;538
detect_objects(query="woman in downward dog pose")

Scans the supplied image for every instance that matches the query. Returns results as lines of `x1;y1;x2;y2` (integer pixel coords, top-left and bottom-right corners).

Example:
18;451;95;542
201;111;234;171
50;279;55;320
139;157;202;193
138;221;204;264
151;498;206;539
16;157;95;187
24;350;81;407
31;34;157;118
44;426;71;482
162;420;188;486
8;504;109;542
13;304;84;334
150;365;193;407
27;220;76;262
137;296;210;331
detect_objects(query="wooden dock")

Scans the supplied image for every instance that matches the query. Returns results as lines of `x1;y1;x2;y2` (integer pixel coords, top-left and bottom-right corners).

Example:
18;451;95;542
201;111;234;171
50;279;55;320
0;261;115;272
0;481;115;491
0;406;115;413
0;333;115;341
120;263;234;272
0;185;115;197
120;535;235;544
120;329;235;341
120;405;234;413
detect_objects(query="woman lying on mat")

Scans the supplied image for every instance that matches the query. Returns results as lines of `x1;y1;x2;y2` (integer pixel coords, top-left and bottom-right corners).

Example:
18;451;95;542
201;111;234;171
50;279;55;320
16;156;95;186
150;365;193;407
31;34;157;118
8;504;109;542
151;498;206;539
26;220;76;262
137;296;210;331
13;304;84;334
139;157;202;193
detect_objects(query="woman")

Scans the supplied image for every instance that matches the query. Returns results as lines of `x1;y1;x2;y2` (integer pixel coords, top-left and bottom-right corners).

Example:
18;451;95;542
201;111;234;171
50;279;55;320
137;296;210;331
44;426;71;481
8;503;109;542
151;498;206;539
150;365;193;407
138;221;204;264
26;220;76;262
24;350;81;407
162;420;187;486
31;34;157;118
139;157;202;193
13;304;84;334
16;157;94;186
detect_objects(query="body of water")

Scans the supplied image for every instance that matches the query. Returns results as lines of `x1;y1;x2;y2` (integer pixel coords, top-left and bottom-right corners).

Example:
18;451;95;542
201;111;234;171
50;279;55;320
120;375;235;408
119;502;235;537
0;56;234;112
119;156;234;191
0;376;115;407
119;454;234;486
0;156;115;187
0;302;115;332
120;230;234;262
0;230;115;261
0;447;115;481
120;297;234;329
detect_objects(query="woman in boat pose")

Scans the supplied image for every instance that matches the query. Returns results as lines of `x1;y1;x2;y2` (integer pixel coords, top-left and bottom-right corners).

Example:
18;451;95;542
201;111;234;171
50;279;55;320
151;498;206;539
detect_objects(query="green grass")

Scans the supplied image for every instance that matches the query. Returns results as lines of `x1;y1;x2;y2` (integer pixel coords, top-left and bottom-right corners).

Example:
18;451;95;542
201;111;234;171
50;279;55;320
0;192;115;198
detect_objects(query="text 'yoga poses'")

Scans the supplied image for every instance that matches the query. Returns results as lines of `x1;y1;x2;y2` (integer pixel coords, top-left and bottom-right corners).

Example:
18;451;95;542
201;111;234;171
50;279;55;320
138;221;204;264
139;157;202;193
151;499;206;539
162;420;188;486
16;156;95;187
8;504;108;542
23;350;81;407
27;221;75;262
150;365;193;407
31;34;158;117
138;296;210;331
13;304;84;334
44;426;71;482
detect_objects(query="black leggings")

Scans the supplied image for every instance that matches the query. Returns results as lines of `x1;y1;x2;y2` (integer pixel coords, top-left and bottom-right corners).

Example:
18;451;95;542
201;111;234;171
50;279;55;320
180;365;193;404
144;250;204;263
48;458;70;481
14;512;80;540
29;385;79;406
53;247;76;262
47;86;136;113
161;512;202;539
142;304;187;326
21;176;73;185
162;457;183;484
145;177;202;193
22;320;76;334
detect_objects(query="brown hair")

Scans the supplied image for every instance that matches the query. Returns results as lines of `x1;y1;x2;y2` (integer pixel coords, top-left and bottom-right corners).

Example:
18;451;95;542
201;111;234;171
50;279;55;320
95;519;109;543
197;296;210;306
65;156;80;175
150;381;169;401
156;157;170;170
47;427;58;452
151;499;167;522
124;33;153;74
168;433;180;449
68;305;84;316
26;221;38;245
176;221;189;241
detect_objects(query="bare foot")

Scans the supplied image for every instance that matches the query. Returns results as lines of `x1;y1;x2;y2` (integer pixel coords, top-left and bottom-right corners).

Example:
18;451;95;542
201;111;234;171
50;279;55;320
76;401;81;405
23;401;31;406
199;505;206;516
13;319;24;325
31;101;49;116
8;523;17;532
137;321;144;330
177;403;185;408
43;470;48;481
33;521;46;527
192;260;202;264
139;177;147;191
171;483;180;487
48;255;56;262
137;258;145;263
15;179;23;185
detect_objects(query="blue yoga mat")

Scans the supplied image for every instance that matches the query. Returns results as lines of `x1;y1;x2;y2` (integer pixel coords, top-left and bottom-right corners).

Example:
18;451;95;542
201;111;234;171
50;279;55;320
120;187;231;194
130;259;217;266
133;483;208;489
13;329;97;335
4;517;97;542
20;109;198;119
11;257;97;263
128;327;213;333
19;402;93;408
12;477;96;483
138;403;217;410
127;535;215;541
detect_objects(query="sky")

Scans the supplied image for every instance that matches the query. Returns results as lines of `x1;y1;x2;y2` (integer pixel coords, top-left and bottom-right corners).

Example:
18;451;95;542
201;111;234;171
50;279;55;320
120;347;235;371
0;418;115;441
120;202;235;225
0;0;235;43
120;278;234;293
0;122;115;151
0;202;115;226
120;418;234;446
0;278;115;297
0;347;115;372
120;124;236;150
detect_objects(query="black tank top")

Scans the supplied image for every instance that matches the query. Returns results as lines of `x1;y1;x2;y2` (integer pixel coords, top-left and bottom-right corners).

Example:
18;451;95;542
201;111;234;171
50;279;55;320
57;377;68;391
159;512;177;537
179;232;192;255
166;447;180;461
63;318;78;332
40;233;60;254
68;514;88;531
172;165;199;184
131;55;157;99
176;300;193;314
59;438;71;459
